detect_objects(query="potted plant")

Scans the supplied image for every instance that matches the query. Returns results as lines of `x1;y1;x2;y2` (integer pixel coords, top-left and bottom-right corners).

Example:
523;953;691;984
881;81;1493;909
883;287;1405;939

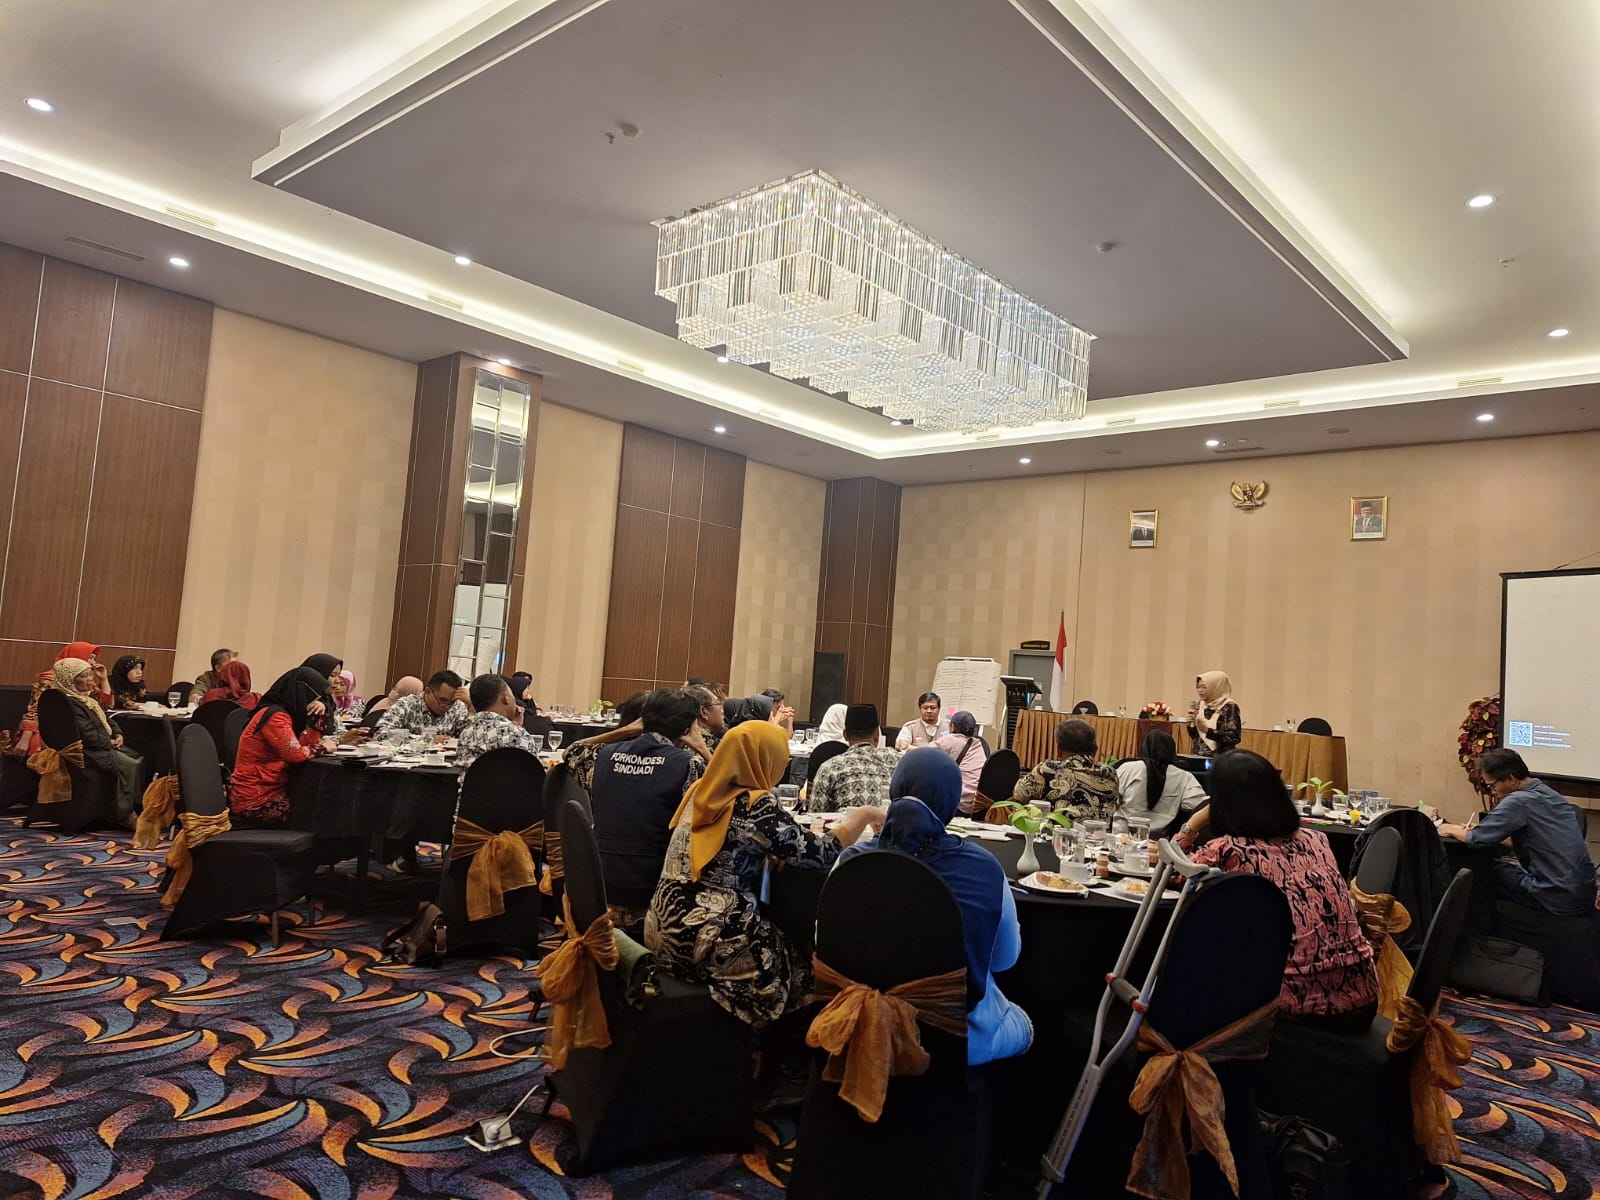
986;801;1074;874
1294;778;1347;818
589;700;615;722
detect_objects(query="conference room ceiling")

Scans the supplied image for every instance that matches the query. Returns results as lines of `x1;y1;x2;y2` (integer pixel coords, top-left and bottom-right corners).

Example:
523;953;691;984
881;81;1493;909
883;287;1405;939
1;0;1596;485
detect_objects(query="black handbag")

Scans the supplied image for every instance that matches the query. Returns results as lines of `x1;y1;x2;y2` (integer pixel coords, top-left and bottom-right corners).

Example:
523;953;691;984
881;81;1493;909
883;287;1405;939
382;901;447;966
1259;1112;1350;1200
1449;933;1547;1004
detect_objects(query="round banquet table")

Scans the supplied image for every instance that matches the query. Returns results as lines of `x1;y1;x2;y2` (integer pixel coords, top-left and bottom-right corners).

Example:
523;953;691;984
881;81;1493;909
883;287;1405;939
108;709;190;784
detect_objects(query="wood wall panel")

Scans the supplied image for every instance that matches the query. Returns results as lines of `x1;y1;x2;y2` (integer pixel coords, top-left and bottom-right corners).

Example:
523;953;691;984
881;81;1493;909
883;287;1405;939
76;396;203;646
32;260;115;390
599;423;746;700
0;381;101;642
813;477;901;718
400;357;454;567
0;245;44;374
0;241;212;683
105;280;213;409
0;639;63;688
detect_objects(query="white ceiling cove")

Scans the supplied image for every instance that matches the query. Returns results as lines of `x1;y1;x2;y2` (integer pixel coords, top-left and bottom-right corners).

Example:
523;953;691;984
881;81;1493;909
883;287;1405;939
0;0;1595;482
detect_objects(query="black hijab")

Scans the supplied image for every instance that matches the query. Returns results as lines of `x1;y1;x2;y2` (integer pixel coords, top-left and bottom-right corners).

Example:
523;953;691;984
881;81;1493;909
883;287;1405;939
109;654;146;704
726;694;774;729
256;667;330;736
1139;729;1177;807
301;653;342;679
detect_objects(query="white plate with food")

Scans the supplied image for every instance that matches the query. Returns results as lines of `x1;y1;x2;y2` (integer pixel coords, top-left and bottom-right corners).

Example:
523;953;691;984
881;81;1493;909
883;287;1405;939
1109;877;1153;901
1017;871;1090;896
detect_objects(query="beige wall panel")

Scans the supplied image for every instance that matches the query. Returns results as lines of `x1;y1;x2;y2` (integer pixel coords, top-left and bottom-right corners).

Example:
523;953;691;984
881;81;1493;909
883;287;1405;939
513;402;623;709
888;431;1600;819
175;309;415;693
730;462;827;704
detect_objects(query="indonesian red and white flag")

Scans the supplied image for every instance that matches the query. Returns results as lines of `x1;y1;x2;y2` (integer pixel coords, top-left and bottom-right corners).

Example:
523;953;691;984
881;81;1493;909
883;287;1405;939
1049;611;1068;713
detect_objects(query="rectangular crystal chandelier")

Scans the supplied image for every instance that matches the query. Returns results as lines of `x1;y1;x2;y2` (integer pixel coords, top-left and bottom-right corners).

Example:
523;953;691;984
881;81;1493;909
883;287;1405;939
654;170;1092;432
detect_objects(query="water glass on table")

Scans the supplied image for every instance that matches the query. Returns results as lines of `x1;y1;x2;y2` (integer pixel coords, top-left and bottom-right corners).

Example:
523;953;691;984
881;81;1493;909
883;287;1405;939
1081;818;1109;854
527;733;545;754
545;729;563;752
776;784;800;814
1052;825;1078;865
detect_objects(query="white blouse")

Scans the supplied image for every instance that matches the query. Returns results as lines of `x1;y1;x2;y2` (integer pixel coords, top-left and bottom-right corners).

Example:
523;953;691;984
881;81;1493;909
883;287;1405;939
1114;760;1208;834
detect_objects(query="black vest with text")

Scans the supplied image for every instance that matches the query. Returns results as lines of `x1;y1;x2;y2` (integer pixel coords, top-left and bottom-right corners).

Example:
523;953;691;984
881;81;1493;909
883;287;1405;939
592;732;695;907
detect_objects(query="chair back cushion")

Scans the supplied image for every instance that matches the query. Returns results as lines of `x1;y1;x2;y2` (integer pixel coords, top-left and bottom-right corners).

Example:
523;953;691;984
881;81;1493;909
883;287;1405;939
191;700;240;753
555;767;607;929
1409;868;1474;1010
1353;826;1402;897
816;852;965;991
458;746;545;833
36;688;81;752
222;706;253;771
1146;873;1292;1048
805;740;847;785
975;749;1021;806
176;723;227;816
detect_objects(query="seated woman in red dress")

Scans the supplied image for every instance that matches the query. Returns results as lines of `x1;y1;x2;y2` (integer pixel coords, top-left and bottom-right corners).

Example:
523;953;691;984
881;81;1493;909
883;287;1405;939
230;666;335;828
1177;750;1378;1031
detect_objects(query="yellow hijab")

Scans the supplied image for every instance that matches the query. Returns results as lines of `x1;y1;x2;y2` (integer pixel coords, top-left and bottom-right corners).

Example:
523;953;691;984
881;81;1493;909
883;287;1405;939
670;720;791;881
53;658;112;734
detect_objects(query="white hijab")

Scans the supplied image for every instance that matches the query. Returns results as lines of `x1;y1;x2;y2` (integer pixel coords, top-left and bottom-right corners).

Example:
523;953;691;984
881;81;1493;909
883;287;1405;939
816;703;849;744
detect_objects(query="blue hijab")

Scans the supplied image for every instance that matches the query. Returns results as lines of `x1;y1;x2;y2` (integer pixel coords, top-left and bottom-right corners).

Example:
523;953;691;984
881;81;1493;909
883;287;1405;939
878;747;1006;1010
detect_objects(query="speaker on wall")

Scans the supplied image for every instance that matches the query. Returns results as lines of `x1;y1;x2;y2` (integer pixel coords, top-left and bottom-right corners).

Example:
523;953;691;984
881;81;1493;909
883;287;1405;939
810;651;845;721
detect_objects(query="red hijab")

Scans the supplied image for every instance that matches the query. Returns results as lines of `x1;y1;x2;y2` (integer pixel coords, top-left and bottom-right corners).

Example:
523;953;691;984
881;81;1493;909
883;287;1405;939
203;659;259;709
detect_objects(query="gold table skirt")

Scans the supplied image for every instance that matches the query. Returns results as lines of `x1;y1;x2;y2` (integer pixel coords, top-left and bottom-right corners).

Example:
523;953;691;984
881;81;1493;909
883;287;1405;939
1011;710;1348;792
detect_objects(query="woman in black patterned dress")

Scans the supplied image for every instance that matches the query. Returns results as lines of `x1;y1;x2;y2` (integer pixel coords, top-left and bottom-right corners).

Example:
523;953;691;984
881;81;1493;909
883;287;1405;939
645;720;884;1027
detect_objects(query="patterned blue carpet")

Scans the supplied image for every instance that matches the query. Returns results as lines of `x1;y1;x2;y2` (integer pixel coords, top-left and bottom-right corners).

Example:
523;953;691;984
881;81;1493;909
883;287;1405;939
0;817;1596;1198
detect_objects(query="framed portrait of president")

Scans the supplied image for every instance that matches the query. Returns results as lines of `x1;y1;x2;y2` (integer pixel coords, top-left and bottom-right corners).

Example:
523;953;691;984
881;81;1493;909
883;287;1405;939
1350;496;1388;541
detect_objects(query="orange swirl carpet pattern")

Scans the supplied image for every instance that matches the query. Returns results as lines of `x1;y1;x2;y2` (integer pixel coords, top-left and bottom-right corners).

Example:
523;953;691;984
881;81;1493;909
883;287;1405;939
0;817;1597;1198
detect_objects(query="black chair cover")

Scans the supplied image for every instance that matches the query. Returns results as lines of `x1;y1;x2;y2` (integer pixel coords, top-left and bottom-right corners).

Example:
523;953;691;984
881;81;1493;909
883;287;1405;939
789;852;987;1200
191;700;240;767
1072;700;1099;715
159;724;317;942
165;681;194;705
975;749;1021;808
548;793;754;1173
221;706;252;773
1354;826;1402;896
23;688;114;835
1297;717;1333;736
524;711;554;736
1350;808;1451;962
434;747;546;957
1260;868;1475;1200
1061;873;1291;1200
804;740;847;786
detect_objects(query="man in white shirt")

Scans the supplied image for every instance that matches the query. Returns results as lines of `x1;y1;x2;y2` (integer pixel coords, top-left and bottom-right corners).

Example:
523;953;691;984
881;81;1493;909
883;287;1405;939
895;692;948;751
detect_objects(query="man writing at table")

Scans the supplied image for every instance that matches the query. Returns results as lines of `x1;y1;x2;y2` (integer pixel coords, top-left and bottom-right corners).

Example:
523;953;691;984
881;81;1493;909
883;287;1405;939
1438;748;1596;917
373;669;470;741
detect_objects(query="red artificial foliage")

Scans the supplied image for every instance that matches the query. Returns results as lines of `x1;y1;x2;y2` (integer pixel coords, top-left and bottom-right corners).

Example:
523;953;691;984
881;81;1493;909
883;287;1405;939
1458;693;1501;807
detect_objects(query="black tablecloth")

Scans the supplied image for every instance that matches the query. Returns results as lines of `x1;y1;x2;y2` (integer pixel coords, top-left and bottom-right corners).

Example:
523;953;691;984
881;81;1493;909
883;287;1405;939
287;756;460;854
108;711;186;785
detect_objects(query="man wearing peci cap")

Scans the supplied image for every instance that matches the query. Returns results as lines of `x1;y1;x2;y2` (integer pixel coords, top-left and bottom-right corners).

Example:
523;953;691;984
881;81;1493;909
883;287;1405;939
809;703;900;813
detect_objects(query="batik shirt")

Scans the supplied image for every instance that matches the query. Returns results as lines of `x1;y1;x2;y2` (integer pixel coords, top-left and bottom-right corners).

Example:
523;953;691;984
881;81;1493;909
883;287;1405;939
373;692;470;739
454;711;546;772
809;742;900;812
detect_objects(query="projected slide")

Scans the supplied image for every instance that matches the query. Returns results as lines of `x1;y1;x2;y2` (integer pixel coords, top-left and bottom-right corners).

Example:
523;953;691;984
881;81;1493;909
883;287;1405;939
1501;570;1600;782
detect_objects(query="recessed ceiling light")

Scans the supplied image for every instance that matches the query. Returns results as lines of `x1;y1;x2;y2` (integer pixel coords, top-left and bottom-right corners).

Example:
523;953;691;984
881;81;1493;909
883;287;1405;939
495;357;512;366
1205;439;1221;448
712;424;727;434
24;97;53;113
715;354;730;363
1547;327;1571;338
1476;413;1494;422
167;256;189;269
453;254;472;266
1018;456;1032;465
1466;194;1496;209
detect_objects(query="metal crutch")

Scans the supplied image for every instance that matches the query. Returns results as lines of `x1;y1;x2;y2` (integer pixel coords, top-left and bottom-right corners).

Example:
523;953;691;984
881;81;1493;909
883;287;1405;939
1034;838;1219;1199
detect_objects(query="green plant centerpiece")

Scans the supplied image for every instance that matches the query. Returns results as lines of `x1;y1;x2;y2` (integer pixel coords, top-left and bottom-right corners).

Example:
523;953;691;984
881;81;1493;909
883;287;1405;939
589;700;615;720
1294;778;1348;818
987;801;1073;875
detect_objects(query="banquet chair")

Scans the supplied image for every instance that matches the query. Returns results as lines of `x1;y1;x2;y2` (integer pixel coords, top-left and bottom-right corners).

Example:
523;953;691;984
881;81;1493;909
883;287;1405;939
191;700;239;771
788;852;988;1200
23;688;115;835
1350;808;1450;962
1354;825;1403;897
165;681;193;706
221;706;252;773
159;723;318;945
974;749;1021;820
434;747;547;958
803;739;846;788
1296;716;1333;736
1071;700;1099;715
523;710;554;736
1056;873;1291;1200
543;793;754;1173
1259;868;1475;1200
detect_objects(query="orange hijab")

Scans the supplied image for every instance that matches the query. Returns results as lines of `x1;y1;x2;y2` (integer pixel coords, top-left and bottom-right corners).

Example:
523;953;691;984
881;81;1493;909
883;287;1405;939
670;720;791;881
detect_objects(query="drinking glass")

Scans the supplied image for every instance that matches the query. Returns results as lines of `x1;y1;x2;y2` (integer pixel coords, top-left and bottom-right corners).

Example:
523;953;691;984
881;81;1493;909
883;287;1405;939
1082;819;1109;850
776;784;800;814
527;733;545;754
545;730;563;752
1117;705;1128;719
1331;791;1350;818
1052;825;1077;865
1370;796;1391;817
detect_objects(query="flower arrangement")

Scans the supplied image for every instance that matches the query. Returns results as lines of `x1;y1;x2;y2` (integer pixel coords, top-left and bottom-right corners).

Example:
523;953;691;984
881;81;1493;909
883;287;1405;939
987;800;1074;837
1138;702;1172;719
1458;693;1500;806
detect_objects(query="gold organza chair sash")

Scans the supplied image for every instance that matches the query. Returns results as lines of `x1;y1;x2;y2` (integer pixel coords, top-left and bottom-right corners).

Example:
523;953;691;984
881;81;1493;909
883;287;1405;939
160;810;232;909
1126;1000;1279;1200
805;957;968;1123
534;895;619;1069
1349;882;1415;1019
1385;995;1473;1165
28;742;85;805
449;818;543;921
540;827;565;897
134;776;181;849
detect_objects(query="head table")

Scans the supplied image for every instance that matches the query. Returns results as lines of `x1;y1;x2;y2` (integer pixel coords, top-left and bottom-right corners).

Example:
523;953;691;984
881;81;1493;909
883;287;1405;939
1012;709;1349;793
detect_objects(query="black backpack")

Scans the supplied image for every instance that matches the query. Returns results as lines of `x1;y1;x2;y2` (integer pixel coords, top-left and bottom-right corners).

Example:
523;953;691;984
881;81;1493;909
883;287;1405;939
1260;1112;1349;1200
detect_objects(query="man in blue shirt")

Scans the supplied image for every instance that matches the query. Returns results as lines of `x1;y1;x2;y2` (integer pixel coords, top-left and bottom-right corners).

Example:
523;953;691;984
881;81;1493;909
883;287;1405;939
1439;748;1596;917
